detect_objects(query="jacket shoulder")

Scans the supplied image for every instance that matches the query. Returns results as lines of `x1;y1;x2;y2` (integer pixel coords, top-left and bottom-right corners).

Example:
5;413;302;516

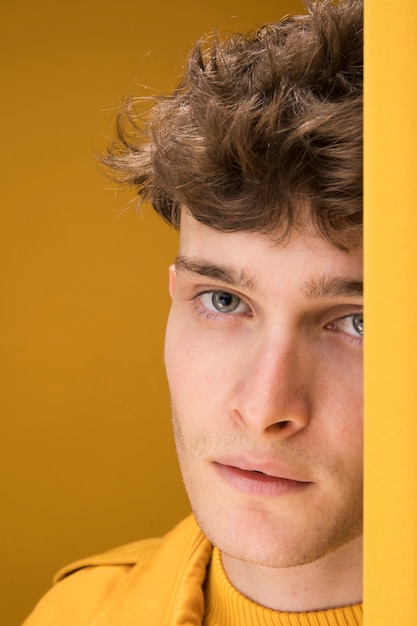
22;515;210;626
55;536;161;582
23;536;163;626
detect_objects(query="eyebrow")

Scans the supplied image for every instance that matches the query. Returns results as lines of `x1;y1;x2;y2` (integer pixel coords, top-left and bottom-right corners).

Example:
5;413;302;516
175;255;255;290
302;275;363;299
175;255;363;299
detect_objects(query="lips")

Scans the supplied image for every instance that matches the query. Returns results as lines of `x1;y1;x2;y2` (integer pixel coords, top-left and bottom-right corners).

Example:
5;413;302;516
213;459;311;497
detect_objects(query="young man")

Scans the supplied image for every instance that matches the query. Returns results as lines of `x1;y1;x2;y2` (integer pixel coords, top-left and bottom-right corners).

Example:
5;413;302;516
24;0;363;624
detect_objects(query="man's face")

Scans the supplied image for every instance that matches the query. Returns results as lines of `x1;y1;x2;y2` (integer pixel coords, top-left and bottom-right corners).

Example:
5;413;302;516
165;210;363;569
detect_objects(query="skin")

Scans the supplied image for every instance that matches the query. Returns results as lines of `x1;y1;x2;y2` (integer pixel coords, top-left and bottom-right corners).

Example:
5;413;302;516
165;209;363;612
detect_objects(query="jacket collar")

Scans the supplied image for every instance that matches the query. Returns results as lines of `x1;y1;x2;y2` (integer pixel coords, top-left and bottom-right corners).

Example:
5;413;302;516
96;515;212;626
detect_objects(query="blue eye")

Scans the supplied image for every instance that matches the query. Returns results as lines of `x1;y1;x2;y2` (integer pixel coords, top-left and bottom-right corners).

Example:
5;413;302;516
198;290;250;316
332;312;363;338
209;291;242;313
352;313;363;336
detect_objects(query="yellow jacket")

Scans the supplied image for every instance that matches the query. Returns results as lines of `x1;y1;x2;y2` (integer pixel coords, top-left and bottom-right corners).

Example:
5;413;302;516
23;515;362;626
24;515;211;626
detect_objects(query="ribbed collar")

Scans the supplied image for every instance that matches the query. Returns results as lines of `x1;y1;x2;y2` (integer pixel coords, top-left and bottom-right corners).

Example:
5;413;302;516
204;547;362;626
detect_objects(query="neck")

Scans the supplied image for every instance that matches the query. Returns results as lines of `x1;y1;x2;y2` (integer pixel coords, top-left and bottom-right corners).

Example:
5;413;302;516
221;535;363;612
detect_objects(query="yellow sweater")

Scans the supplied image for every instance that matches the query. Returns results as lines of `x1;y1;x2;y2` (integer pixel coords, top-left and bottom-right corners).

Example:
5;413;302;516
204;546;362;626
23;516;362;626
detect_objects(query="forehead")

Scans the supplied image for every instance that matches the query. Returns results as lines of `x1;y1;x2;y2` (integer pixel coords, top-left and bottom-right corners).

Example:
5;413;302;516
178;211;363;288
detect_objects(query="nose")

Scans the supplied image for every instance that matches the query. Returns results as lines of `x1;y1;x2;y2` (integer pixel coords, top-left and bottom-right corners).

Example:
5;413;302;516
231;332;312;438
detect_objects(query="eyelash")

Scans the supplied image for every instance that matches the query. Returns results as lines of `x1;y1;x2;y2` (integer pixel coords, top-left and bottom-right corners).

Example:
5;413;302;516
193;289;363;343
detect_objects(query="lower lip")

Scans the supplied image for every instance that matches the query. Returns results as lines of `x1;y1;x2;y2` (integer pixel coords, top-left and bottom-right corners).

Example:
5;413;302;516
214;463;310;497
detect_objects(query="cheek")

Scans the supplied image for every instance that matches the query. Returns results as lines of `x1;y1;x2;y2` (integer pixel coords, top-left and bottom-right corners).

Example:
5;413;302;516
317;348;363;423
165;311;236;456
165;308;232;396
165;310;198;391
165;312;214;426
306;351;363;467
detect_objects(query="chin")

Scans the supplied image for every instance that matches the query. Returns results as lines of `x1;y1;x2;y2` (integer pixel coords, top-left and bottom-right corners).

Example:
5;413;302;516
192;500;362;569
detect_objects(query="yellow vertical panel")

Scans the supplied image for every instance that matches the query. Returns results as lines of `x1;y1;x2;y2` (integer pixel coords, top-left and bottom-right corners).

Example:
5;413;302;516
364;1;417;624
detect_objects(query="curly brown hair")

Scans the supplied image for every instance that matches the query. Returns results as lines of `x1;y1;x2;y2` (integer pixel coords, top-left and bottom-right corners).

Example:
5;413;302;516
103;0;363;249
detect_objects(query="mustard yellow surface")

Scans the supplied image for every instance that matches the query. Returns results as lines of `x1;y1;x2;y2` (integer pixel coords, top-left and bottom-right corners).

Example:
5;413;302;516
1;1;304;624
364;1;417;623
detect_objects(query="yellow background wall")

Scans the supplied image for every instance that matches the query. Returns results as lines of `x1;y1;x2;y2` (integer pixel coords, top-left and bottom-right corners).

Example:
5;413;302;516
364;0;417;623
1;1;303;624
